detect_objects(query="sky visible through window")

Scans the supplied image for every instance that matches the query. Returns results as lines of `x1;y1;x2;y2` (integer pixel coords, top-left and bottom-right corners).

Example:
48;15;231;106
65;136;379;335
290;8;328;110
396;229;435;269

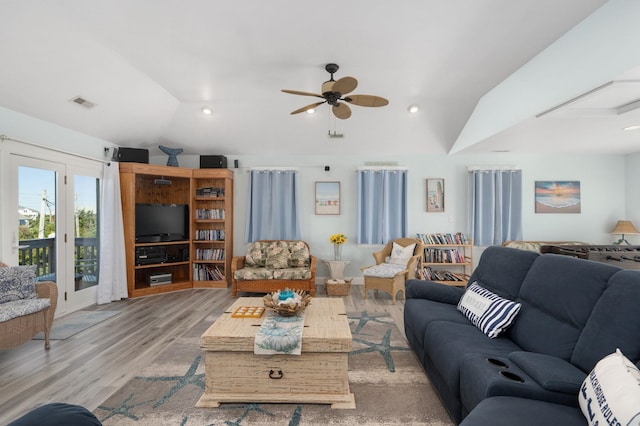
19;166;97;213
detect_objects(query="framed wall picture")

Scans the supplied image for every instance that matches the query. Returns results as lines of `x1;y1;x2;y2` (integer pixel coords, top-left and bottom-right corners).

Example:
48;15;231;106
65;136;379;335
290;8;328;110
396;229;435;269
535;181;581;213
315;181;340;215
426;178;445;212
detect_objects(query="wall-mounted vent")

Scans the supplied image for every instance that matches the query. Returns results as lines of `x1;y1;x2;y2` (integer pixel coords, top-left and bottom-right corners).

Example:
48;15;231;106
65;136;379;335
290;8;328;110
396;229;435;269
364;161;399;166
70;96;97;109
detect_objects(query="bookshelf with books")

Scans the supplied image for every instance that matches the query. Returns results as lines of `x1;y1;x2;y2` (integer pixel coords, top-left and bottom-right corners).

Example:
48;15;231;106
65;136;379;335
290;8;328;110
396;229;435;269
191;168;234;288
417;232;473;286
120;164;234;297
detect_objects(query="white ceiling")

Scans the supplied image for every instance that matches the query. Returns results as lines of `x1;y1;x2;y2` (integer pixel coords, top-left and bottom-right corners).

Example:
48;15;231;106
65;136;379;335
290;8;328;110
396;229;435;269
4;0;634;158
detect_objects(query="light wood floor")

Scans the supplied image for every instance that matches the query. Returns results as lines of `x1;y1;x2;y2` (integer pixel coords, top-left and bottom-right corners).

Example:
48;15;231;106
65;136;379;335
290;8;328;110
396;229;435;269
0;284;407;424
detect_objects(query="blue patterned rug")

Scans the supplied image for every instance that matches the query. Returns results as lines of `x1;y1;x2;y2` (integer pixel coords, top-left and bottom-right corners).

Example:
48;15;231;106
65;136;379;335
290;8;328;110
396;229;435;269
94;311;453;425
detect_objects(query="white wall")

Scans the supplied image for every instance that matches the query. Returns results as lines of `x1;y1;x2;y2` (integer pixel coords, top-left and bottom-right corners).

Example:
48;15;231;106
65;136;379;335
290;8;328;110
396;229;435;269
625;153;640;232
0;106;116;261
0;107;640;277
155;152;626;281
0;107;640;288
1;106;631;285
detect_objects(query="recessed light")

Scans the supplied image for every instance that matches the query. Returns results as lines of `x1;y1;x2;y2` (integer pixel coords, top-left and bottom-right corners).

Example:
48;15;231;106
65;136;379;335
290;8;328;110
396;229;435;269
306;108;315;114
201;106;213;115
623;125;640;131
407;104;420;114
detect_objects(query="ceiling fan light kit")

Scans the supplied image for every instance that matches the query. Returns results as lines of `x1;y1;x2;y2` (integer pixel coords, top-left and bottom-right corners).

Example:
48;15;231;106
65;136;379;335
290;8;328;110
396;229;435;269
282;63;389;120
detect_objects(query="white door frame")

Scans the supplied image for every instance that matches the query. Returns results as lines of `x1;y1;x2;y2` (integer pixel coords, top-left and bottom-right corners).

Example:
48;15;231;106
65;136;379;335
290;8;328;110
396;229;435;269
1;141;102;315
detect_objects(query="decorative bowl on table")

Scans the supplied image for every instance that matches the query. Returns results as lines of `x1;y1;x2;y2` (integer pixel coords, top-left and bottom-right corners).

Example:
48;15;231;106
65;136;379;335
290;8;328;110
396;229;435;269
263;288;312;316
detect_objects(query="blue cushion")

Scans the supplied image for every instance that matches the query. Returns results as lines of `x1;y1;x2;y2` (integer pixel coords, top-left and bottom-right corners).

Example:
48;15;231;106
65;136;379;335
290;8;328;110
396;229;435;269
405;279;465;304
508;254;619;359
459;353;579;415
0;265;37;303
508;351;586;393
362;262;405;277
404;298;470;348
457;282;521;338
459;396;585;426
424;320;522;400
0;298;51;322
8;403;102;426
572;269;640;372
467;246;539;300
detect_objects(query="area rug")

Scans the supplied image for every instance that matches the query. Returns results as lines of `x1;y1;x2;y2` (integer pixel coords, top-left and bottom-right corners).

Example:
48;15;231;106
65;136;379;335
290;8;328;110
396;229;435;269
34;310;120;340
94;311;454;425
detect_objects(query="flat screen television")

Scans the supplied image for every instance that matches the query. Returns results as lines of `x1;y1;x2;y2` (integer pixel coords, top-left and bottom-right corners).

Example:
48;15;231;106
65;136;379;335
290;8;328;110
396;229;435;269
135;203;189;243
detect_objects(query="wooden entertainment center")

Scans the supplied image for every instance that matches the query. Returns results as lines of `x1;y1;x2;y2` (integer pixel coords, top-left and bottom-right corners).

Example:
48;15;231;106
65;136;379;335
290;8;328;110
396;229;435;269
119;163;234;298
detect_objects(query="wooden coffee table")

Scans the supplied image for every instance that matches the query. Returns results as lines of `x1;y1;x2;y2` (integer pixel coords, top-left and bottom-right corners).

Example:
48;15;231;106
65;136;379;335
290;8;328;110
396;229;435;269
197;297;355;409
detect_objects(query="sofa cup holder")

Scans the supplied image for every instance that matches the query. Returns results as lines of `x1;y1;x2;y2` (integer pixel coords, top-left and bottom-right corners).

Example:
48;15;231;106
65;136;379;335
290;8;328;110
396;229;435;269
486;358;508;368
499;370;524;383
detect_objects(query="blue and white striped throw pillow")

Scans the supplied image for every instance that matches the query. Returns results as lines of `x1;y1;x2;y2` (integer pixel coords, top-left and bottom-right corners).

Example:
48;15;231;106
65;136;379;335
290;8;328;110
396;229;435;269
457;282;521;338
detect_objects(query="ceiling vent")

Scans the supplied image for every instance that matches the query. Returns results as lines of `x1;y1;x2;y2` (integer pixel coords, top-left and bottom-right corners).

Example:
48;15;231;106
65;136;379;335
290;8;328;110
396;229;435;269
70;96;97;109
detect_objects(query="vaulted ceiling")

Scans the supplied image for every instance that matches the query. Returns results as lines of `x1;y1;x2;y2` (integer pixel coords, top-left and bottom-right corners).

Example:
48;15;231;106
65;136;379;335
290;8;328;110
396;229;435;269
5;0;636;158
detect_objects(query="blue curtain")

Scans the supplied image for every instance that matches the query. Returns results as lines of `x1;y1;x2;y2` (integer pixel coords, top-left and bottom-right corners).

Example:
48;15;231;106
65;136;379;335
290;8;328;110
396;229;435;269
245;169;301;242
469;169;522;246
357;169;408;244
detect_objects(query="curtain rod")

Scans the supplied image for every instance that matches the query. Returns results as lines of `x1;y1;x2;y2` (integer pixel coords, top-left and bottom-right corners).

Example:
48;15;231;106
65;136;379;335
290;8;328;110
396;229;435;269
248;167;299;171
0;134;112;165
467;165;518;171
356;166;408;171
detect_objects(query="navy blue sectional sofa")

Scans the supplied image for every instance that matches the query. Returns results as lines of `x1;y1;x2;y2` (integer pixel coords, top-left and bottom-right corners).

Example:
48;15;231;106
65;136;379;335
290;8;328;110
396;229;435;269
404;245;640;425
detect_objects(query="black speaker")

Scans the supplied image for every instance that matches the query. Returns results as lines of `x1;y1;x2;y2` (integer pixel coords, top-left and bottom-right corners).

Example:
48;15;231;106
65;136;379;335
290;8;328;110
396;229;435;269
116;148;149;163
200;155;227;168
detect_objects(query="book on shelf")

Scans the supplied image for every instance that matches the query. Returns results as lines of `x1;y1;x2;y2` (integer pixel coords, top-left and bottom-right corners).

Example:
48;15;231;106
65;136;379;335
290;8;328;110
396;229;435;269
195;187;225;197
417;232;469;245
193;264;225;281
195;248;225;261
194;229;225;241
195;208;225;219
422;267;465;282
423;248;465;263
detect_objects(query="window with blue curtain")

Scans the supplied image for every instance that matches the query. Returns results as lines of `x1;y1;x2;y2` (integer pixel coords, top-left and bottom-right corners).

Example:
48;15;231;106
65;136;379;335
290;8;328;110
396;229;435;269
245;169;301;242
468;168;523;246
357;168;408;244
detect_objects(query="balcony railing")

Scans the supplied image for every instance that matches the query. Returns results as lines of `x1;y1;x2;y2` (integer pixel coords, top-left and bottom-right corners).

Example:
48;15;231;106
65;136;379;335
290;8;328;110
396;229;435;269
18;237;98;286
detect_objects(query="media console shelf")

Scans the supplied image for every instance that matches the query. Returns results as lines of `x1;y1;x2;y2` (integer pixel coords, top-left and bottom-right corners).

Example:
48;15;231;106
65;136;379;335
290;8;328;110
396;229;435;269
119;163;234;298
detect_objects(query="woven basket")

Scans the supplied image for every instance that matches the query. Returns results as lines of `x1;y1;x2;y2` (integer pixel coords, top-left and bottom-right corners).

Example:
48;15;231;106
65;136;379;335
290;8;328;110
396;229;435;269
326;279;351;296
263;289;312;316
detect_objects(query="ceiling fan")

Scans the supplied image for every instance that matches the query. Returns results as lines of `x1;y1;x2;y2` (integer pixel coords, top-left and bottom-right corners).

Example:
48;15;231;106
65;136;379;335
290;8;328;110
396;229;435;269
281;63;389;119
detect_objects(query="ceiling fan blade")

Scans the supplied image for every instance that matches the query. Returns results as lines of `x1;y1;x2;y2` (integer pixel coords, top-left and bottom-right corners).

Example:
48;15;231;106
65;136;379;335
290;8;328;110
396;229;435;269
331;76;358;95
291;101;325;115
345;94;389;107
281;89;324;98
332;103;352;120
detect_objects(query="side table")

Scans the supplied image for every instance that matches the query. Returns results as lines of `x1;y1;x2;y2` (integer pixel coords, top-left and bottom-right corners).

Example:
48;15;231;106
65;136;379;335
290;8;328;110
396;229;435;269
322;260;351;280
322;260;352;297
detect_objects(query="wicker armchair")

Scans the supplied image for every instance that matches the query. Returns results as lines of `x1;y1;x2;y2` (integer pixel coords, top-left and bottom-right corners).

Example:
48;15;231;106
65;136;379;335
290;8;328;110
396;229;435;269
0;261;58;350
361;238;423;304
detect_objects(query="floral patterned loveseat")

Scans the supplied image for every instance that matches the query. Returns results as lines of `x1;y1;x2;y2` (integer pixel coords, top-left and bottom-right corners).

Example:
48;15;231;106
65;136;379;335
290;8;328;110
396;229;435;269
231;240;316;297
